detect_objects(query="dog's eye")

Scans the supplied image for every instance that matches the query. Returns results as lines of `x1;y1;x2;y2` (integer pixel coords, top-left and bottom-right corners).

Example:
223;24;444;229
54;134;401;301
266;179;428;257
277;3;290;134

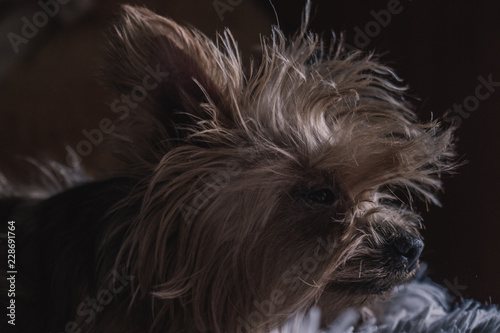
305;188;337;205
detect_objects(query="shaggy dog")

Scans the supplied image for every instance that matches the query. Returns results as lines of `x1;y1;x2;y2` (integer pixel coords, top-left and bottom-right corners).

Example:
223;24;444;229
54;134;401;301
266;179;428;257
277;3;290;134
4;3;496;333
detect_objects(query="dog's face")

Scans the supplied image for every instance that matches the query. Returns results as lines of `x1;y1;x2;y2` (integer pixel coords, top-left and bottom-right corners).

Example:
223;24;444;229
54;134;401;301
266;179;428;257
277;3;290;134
102;6;455;332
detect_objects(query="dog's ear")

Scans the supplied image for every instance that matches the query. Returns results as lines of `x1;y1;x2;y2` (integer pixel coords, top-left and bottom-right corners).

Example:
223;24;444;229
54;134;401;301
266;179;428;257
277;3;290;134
102;5;242;146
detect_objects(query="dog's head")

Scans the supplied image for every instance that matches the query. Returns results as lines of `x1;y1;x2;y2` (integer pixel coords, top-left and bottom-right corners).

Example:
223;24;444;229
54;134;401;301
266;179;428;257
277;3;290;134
102;5;455;332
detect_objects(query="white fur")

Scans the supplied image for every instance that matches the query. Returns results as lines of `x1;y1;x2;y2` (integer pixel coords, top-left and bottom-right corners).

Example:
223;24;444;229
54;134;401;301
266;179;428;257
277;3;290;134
278;266;500;333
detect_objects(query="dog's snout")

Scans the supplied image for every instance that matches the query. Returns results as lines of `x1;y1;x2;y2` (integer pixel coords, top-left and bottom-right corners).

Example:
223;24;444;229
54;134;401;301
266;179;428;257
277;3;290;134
392;236;424;272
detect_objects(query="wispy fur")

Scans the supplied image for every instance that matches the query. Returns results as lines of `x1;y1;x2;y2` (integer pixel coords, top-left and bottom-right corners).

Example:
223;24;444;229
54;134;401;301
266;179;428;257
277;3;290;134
1;4;455;333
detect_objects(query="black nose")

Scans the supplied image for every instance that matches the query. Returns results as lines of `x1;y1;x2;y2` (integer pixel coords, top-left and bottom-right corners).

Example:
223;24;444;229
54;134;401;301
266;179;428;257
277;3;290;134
392;236;424;272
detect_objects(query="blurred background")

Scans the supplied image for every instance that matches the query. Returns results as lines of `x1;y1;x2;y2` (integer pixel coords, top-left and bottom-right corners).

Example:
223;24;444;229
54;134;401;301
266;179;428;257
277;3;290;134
1;0;499;305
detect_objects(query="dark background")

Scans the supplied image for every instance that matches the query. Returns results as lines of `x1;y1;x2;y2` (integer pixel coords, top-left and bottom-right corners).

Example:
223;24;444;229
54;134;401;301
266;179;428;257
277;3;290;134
1;0;499;305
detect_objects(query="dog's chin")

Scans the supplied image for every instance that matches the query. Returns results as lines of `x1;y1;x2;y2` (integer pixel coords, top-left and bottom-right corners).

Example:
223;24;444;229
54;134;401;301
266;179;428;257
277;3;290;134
371;260;421;295
318;261;421;326
332;260;420;296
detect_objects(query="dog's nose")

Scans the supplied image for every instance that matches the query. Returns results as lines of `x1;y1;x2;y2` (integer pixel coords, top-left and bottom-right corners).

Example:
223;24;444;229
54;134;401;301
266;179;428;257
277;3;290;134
392;235;424;272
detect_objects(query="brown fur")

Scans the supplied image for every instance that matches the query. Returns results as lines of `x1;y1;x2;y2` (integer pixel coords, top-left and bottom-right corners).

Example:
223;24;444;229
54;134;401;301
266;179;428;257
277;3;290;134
0;4;455;333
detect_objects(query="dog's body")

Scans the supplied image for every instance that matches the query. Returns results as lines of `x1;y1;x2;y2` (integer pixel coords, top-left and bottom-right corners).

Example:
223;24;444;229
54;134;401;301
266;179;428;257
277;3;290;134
1;4;457;332
1;178;135;331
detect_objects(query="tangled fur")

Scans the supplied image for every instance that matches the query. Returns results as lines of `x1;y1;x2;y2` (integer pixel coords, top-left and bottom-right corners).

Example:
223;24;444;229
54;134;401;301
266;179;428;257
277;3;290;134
0;4;463;333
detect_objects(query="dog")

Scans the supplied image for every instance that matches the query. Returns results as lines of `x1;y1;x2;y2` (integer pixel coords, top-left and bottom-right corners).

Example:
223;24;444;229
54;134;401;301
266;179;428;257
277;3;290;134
0;4;456;332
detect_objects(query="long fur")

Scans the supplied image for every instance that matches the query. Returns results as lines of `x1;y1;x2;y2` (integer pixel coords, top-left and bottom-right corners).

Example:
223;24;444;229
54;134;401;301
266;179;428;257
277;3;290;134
0;4;459;333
